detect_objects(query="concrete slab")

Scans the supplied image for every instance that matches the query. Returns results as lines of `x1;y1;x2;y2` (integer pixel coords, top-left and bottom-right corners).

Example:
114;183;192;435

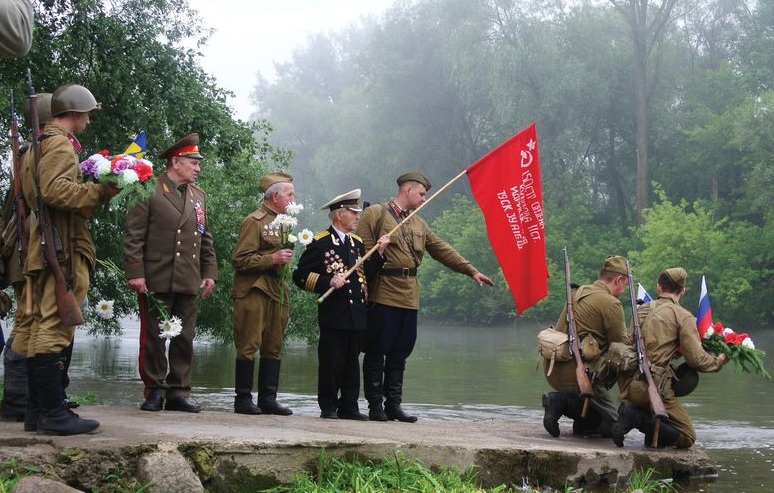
0;405;715;492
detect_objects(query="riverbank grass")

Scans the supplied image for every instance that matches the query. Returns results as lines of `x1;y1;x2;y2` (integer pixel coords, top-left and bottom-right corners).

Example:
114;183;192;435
260;451;678;493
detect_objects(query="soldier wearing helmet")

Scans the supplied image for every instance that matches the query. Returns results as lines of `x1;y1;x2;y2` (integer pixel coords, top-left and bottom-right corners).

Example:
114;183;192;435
13;82;117;436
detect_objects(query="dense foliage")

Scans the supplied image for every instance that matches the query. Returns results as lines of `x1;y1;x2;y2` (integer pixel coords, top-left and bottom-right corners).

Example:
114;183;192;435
252;0;774;328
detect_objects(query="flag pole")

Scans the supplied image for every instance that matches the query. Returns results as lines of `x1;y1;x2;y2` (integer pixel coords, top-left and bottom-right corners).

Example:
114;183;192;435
318;168;469;303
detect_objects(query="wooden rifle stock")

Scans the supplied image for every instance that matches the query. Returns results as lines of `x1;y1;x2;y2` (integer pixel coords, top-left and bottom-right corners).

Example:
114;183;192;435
563;247;594;417
626;260;668;447
27;69;84;327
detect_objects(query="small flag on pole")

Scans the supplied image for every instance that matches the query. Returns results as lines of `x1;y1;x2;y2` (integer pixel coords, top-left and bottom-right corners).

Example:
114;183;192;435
637;283;653;303
122;130;147;158
696;275;713;338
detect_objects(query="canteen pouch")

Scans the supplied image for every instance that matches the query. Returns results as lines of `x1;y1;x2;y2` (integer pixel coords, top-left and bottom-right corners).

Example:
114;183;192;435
537;326;572;376
580;334;601;362
591;342;638;388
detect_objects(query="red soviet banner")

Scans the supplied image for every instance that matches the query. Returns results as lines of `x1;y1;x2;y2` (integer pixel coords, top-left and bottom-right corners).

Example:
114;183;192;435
466;122;548;314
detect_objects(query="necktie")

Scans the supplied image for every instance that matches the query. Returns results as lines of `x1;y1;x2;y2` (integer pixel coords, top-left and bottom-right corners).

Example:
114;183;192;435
178;184;187;198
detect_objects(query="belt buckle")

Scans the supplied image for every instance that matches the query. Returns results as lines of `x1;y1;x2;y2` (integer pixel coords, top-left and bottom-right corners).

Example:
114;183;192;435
401;267;410;277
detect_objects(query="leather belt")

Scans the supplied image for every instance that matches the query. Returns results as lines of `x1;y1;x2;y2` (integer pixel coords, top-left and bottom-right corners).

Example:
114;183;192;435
380;267;417;277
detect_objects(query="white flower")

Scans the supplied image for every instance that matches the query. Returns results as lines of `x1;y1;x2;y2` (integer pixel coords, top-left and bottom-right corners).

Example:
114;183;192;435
95;299;114;319
287;233;298;244
159;316;183;340
272;214;298;228
298;228;314;245
138;158;153;169
95;155;112;176
286;202;304;215
742;337;755;350
703;326;714;339
722;327;734;337
118;169;140;186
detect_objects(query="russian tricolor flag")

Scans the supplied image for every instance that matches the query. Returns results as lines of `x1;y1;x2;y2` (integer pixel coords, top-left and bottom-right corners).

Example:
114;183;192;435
696;275;713;338
637;283;653;303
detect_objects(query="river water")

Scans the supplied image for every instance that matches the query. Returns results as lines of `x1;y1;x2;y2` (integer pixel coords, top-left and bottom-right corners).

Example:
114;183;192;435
33;319;774;491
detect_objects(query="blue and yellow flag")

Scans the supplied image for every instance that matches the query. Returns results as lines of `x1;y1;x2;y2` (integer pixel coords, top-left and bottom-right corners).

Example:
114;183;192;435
122;130;147;158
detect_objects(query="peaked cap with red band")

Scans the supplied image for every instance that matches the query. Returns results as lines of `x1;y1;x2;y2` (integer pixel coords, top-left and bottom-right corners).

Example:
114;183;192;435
159;133;204;160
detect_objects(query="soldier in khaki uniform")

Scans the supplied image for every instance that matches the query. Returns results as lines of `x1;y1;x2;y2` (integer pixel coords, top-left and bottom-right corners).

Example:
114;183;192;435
15;84;115;435
0;93;54;424
124;133;217;414
231;172;295;416
542;255;629;438
355;172;494;422
612;268;728;448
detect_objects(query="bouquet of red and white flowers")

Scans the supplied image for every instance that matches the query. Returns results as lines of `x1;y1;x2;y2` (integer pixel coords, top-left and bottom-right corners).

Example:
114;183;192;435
80;150;156;210
699;321;771;380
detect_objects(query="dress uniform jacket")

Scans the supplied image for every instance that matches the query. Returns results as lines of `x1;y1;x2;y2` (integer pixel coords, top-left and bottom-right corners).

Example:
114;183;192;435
292;227;384;330
124;173;217;293
355;202;477;309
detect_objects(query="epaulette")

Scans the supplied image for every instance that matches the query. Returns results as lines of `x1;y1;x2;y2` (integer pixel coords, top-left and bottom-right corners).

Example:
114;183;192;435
190;183;205;193
351;233;363;243
250;208;268;221
314;230;330;240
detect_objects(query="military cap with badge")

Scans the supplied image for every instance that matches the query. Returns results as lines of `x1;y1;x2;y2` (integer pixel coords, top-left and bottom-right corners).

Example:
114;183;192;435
160;133;204;160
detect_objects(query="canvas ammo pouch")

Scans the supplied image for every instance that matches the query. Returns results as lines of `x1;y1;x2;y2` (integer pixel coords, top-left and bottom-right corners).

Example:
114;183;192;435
537;325;572;376
590;341;638;388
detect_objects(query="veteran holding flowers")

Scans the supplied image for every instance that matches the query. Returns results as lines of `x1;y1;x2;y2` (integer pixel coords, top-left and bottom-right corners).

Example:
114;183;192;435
231;172;297;416
612;267;728;449
124;133;217;414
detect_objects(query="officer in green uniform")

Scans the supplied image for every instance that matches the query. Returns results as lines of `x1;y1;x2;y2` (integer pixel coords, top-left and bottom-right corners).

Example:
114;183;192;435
231;172;295;416
17;83;115;435
356;172;494;422
124;133;218;414
612;267;728;448
542;255;629;438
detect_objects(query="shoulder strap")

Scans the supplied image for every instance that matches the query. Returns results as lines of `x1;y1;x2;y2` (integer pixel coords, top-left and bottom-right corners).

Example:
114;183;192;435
374;203;388;238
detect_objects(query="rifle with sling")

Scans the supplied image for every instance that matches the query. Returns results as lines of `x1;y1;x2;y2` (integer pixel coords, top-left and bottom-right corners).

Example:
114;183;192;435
626;260;668;447
8;91;35;315
563;247;594;417
26;69;84;327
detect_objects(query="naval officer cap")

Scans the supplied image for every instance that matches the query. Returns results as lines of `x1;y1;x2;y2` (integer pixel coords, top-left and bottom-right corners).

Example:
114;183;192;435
397;171;432;191
321;189;362;212
259;172;293;193
160;133;204;160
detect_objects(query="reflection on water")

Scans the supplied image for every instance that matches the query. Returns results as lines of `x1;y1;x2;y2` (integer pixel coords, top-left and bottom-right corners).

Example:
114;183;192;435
37;318;774;492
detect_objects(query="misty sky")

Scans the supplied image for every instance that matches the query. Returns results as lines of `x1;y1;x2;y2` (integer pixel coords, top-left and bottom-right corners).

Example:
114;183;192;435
187;0;396;120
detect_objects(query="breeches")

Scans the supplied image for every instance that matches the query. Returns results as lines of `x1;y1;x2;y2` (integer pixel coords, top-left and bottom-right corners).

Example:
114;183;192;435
233;288;288;360
362;303;417;373
14;254;88;356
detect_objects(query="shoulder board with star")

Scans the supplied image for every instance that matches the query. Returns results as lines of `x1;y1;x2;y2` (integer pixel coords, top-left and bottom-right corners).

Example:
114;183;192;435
190;183;206;194
250;208;268;221
313;230;331;240
351;233;363;243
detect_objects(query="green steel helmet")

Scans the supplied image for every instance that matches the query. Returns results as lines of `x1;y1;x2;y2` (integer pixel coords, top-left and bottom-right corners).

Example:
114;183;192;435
672;362;700;397
22;92;53;127
51;84;101;116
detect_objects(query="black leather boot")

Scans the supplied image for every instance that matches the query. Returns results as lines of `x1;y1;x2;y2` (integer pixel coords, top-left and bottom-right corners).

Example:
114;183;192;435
234;358;261;415
363;369;387;421
0;339;27;421
257;358;292;416
24;357;38;432
612;402;652;447
60;341;78;410
643;420;682;448
384;370;417;423
140;389;164;411
542;392;565;437
35;353;99;435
